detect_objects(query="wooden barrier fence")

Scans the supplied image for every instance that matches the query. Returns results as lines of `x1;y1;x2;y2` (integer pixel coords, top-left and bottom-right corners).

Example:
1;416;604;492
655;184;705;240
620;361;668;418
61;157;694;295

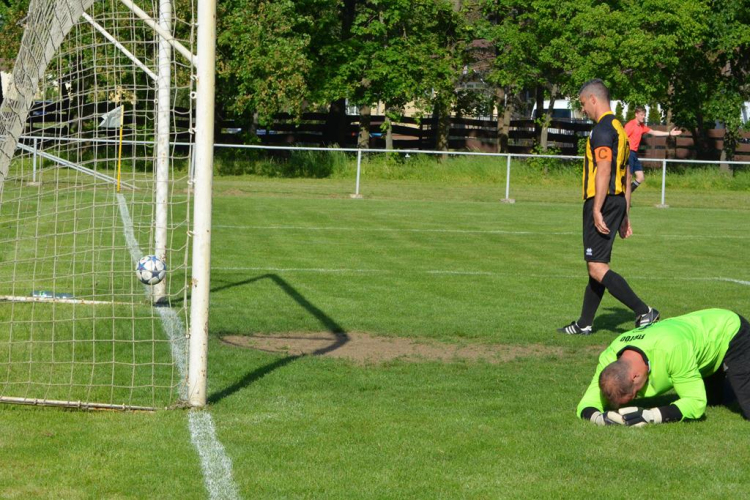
19;104;750;162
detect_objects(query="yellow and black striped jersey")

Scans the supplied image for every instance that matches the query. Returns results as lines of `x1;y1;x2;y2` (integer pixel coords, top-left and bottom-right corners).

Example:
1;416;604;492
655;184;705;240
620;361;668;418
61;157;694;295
582;112;629;200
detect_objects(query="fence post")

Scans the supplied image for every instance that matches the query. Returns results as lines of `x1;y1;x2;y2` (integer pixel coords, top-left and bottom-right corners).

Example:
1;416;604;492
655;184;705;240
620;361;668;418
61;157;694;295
27;137;42;186
350;149;363;199
656;158;669;208
32;137;38;183
501;154;515;204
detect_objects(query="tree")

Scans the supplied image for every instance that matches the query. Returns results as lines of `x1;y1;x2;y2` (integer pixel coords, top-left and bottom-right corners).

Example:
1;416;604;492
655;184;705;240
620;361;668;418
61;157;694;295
482;0;600;151
217;0;318;126
0;0;29;64
667;0;750;162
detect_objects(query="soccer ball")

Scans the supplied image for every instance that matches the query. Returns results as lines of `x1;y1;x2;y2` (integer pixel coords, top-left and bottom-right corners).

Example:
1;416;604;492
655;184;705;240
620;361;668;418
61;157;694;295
136;255;167;285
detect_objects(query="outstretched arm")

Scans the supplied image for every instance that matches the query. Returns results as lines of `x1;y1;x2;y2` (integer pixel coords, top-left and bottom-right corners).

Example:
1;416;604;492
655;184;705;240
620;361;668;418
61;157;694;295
649;127;682;137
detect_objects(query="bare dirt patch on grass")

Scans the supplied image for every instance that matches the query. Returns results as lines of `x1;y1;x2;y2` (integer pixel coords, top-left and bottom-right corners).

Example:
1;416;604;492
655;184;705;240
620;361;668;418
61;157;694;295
220;332;591;364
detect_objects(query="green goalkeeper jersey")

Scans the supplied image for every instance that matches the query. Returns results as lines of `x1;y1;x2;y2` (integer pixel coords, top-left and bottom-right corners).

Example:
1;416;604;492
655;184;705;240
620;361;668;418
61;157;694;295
577;309;741;420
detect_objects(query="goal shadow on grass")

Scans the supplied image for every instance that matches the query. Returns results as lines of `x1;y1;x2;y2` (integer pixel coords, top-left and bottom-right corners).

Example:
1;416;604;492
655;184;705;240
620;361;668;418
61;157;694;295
205;273;349;405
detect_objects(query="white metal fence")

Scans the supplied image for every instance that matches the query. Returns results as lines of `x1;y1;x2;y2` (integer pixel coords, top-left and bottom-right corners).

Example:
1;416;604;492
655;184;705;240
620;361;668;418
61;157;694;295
19;135;750;209
209;143;750;208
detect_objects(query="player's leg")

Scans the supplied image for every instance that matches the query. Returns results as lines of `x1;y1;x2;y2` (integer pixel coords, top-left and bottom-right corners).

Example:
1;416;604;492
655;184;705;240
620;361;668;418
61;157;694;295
558;199;601;335
703;369;732;406
576;275;606;330
724;316;750;419
629;152;645;192
594;196;657;326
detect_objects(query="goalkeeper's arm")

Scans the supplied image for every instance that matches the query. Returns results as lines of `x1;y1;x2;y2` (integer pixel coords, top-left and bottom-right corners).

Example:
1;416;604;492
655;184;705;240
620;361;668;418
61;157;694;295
581;405;683;426
619;405;684;426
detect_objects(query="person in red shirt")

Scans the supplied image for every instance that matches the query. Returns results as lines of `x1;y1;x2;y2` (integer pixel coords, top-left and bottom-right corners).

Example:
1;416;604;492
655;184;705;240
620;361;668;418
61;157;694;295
624;106;682;192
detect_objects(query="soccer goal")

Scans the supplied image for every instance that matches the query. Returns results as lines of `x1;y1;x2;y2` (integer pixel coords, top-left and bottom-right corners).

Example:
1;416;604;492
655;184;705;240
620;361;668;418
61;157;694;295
0;0;215;409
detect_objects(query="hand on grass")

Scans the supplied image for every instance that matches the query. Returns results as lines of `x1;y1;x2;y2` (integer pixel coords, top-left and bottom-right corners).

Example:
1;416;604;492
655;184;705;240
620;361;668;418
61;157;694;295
590;410;626;426
618;407;662;427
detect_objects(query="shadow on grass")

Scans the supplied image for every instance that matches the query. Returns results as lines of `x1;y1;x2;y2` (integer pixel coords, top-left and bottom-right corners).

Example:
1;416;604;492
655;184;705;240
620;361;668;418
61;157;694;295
207;273;349;404
594;307;636;334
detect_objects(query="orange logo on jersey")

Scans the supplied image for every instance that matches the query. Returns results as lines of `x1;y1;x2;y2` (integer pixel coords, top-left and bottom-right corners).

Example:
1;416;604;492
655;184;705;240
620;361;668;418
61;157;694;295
595;147;612;161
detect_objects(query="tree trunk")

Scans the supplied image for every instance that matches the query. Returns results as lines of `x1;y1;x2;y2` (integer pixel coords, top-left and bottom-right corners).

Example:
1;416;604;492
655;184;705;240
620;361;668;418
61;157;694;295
539;85;559;152
495;88;506;153
665;107;675;159
385;115;393;150
534;86;544;149
434;98;451;161
323;98;348;147
248;111;259;138
322;0;357;147
720;128;736;174
357;104;371;149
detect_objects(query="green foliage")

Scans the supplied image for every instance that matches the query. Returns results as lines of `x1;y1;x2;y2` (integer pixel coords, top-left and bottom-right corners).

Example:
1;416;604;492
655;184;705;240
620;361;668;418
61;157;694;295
217;0;317;122
647;103;662;125
215;147;349;178
525;146;569;174
625;103;636;122
0;0;28;63
615;101;625;123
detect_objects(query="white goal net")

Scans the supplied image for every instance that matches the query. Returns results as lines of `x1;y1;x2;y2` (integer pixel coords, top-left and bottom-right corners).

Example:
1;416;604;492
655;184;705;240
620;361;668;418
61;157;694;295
0;0;209;410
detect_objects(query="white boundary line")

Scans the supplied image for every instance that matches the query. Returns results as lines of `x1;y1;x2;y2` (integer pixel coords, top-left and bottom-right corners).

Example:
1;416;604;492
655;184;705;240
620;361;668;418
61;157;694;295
215;225;572;235
117;194;240;500
719;278;750;286
213;224;750;240
212;265;750;285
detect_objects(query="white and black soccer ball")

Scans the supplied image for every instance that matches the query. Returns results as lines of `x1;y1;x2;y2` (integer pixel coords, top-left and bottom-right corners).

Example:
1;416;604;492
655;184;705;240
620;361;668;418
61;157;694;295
136;255;167;285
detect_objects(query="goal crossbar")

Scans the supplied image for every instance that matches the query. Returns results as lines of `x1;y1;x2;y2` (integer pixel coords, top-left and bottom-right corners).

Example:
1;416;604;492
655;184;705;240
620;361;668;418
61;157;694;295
81;12;158;81
118;0;196;67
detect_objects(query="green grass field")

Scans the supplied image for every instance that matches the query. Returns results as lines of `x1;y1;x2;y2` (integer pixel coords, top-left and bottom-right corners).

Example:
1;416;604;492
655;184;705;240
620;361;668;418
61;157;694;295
1;158;749;498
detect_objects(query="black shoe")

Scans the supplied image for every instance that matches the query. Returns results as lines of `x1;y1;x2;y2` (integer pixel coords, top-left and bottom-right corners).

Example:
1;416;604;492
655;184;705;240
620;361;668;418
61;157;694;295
635;308;660;328
557;321;593;335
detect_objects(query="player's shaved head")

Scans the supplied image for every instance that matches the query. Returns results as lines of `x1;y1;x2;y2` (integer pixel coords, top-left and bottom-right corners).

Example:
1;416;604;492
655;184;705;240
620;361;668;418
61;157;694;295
578;78;610;102
599;359;636;408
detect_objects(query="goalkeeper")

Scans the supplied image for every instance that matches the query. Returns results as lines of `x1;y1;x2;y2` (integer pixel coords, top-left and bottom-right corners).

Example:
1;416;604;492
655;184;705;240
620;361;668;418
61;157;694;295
578;308;750;426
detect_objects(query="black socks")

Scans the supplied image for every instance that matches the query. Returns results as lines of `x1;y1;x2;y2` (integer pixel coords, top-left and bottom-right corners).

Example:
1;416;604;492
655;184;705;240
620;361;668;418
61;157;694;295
601;270;648;316
578;276;605;328
578;270;649;327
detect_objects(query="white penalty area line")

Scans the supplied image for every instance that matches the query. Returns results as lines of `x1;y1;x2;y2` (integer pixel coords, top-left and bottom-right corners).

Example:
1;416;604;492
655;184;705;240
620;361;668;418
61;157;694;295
213;266;750;286
718;278;750;286
117;194;240;500
214;224;750;240
216;224;575;236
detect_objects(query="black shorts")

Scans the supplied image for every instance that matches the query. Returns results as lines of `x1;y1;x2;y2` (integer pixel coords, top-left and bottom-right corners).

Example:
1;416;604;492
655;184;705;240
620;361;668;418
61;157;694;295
582;195;627;263
723;315;750;419
628;151;643;174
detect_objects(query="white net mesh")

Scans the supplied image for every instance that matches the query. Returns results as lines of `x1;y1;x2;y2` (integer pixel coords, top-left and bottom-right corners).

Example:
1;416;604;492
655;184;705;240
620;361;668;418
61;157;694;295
0;0;195;409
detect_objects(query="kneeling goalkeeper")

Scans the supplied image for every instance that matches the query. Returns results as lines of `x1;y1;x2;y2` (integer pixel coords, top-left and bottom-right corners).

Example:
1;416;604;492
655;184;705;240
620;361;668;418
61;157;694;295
578;308;750;426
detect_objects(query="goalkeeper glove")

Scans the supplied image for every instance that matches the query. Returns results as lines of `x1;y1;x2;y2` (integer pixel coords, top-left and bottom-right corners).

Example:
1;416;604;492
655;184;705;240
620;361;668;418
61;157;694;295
618;407;662;427
590;410;627;426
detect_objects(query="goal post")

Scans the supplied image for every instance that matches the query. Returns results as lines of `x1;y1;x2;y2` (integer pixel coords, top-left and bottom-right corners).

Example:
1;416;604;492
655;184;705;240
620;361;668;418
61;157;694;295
187;0;215;408
0;0;215;409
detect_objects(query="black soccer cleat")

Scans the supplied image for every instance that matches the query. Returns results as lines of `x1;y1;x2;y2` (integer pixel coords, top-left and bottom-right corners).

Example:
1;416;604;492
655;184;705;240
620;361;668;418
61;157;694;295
635;307;660;328
557;321;593;335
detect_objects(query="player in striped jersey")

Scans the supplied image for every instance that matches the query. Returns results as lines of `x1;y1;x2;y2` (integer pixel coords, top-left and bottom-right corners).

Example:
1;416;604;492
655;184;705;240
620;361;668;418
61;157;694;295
558;79;658;335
